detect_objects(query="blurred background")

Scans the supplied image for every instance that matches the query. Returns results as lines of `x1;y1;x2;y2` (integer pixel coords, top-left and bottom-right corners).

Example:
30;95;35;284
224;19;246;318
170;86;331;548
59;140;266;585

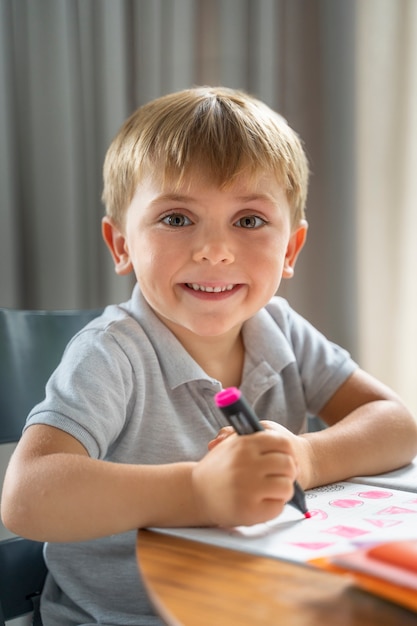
0;1;416;432
0;2;417;622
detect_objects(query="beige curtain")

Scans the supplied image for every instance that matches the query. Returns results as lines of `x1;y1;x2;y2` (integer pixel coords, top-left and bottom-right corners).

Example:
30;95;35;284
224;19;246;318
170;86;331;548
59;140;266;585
356;0;417;414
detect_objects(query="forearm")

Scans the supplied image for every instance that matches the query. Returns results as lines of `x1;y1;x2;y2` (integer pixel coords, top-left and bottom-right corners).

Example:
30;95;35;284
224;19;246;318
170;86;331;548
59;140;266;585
300;400;417;490
1;452;204;542
2;426;299;541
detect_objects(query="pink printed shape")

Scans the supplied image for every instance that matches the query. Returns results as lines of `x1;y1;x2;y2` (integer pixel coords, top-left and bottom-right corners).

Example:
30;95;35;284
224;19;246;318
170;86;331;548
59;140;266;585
364;518;402;528
377;506;417;515
357;490;392;499
324;525;369;539
329;499;364;509
306;509;328;520
290;542;334;550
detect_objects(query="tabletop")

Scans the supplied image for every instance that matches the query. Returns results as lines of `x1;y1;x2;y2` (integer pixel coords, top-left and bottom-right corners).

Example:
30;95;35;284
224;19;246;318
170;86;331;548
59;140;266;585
137;529;417;626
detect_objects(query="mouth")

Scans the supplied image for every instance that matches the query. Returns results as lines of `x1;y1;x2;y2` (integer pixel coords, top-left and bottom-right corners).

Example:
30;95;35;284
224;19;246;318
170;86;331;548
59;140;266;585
185;283;236;293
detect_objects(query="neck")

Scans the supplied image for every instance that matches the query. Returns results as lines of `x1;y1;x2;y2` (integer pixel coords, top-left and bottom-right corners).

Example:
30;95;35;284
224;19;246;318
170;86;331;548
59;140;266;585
176;327;245;389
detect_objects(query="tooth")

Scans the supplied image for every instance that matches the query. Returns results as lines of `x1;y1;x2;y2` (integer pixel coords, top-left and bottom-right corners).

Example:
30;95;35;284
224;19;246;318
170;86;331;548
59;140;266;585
188;283;235;292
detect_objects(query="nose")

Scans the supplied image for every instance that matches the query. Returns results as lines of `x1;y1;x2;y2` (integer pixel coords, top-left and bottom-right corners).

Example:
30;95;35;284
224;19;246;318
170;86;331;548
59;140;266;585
192;226;235;265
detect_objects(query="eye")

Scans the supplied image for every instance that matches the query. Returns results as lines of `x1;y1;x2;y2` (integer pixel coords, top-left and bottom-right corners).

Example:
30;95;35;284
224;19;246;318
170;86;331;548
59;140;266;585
235;215;267;229
161;213;193;227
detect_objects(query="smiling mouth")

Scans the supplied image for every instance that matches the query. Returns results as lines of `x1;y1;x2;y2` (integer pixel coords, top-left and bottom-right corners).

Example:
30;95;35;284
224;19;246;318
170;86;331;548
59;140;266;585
185;283;235;293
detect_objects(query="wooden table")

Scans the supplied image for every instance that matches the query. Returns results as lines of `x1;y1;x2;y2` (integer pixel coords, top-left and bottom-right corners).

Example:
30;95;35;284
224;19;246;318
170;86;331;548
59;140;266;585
137;529;417;626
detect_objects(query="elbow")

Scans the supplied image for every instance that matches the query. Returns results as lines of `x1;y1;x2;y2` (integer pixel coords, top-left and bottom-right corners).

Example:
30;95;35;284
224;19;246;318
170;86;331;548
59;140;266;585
1;491;24;537
397;405;417;464
1;473;43;541
408;418;417;460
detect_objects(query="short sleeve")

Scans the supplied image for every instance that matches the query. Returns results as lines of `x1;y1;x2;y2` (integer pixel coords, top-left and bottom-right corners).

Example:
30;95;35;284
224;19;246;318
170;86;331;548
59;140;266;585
266;298;358;415
24;326;138;459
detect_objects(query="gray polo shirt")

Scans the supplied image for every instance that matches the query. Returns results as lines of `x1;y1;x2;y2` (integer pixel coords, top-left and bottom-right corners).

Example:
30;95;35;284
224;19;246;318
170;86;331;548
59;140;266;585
25;285;357;625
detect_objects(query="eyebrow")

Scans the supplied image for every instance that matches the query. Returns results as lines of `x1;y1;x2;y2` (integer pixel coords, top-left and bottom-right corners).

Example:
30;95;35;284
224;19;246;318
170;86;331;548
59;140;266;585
150;192;276;206
234;193;276;204
149;194;195;206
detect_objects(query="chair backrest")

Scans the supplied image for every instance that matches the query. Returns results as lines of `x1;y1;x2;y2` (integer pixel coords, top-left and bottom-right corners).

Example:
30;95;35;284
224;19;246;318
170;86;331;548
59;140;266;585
0;537;47;625
0;307;103;444
0;307;102;624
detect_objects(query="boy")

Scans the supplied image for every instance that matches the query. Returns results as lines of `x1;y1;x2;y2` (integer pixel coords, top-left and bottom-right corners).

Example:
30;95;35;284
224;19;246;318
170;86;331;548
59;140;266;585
2;87;417;626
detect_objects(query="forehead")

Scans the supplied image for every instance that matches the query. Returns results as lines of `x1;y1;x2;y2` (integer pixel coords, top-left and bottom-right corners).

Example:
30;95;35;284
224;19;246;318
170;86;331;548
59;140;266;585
141;167;288;200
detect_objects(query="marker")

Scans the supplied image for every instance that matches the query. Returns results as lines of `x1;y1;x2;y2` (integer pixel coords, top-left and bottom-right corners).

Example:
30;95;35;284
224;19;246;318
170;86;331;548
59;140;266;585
214;387;311;519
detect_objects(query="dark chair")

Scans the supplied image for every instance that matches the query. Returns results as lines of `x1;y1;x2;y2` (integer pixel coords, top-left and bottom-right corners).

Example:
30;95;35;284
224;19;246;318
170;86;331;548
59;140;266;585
0;307;102;625
0;537;47;626
308;415;327;432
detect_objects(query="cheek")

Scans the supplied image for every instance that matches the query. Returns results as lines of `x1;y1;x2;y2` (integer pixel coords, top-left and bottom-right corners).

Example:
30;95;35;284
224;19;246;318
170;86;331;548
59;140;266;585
252;244;287;290
253;239;286;271
132;239;180;280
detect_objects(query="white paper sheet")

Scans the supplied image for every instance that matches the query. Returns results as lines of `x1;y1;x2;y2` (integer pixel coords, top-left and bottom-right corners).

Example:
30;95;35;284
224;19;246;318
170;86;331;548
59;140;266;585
152;481;417;563
349;457;417;492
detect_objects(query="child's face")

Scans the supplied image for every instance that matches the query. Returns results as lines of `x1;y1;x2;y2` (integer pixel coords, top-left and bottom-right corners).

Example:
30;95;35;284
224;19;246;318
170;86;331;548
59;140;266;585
103;171;307;343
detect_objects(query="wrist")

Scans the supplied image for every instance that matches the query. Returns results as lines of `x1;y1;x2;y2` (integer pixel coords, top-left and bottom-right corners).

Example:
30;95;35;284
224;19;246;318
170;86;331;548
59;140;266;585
296;435;317;490
190;462;217;526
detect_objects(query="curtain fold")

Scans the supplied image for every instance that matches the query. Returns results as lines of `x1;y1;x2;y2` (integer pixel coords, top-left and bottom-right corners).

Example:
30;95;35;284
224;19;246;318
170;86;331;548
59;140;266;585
356;0;417;412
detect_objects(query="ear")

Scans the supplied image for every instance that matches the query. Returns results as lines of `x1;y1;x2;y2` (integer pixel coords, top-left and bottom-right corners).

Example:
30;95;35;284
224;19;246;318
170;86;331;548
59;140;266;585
282;220;308;279
102;217;133;275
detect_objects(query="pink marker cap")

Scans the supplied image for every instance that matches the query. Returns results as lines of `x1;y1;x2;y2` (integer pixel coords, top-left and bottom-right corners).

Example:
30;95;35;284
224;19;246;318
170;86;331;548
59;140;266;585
214;387;241;408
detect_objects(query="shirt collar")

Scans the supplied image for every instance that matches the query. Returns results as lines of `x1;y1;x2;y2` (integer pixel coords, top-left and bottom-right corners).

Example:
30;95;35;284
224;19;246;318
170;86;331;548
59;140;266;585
127;286;295;393
127;286;216;389
240;306;296;403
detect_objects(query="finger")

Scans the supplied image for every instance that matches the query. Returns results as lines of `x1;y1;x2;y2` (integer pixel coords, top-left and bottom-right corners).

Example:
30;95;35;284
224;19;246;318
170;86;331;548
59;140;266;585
207;426;236;451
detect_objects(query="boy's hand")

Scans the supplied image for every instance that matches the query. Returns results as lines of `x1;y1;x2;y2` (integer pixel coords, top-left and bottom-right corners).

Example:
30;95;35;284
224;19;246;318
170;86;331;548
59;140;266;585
207;425;236;451
208;420;297;450
192;430;297;528
208;421;313;491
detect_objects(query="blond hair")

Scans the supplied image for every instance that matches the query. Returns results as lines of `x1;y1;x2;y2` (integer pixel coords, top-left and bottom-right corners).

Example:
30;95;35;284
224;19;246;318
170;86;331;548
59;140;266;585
102;86;309;227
